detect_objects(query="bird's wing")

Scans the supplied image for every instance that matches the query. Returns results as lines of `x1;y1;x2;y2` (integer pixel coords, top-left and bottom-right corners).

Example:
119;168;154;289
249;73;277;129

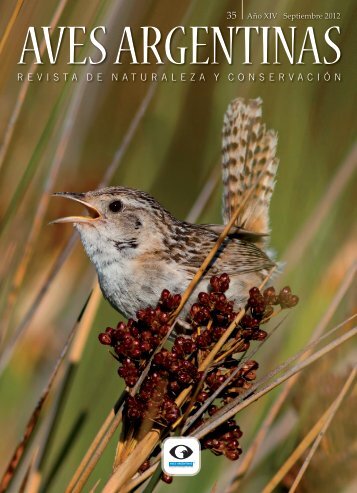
212;238;275;275
179;229;275;276
221;98;279;240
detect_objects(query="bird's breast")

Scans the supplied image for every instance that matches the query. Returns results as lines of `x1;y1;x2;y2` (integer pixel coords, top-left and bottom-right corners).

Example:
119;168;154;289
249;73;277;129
96;257;190;319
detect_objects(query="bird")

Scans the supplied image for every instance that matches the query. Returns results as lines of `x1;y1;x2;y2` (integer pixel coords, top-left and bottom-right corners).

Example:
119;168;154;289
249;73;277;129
52;98;279;319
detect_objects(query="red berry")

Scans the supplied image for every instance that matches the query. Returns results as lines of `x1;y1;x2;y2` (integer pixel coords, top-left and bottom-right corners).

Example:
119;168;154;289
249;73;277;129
289;295;299;307
98;333;112;345
198;292;210;305
160;289;170;301
226;449;240;460
161;473;173;484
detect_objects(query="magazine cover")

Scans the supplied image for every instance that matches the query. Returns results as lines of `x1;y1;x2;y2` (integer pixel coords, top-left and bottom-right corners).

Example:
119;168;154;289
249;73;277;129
0;1;356;492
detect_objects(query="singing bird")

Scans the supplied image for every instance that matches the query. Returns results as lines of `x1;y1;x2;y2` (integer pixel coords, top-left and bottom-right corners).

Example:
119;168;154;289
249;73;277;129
52;98;278;318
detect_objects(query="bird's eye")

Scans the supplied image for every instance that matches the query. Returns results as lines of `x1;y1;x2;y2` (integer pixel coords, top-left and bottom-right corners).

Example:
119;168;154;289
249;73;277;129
109;200;123;213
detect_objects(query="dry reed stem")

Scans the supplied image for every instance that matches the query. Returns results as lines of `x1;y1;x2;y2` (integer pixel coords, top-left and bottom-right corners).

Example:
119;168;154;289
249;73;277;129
0;0;106;347
176;367;212;433
37;283;100;459
184;315;287;434
121;459;160;493
225;261;356;492
118;379;167;469
0;295;87;493
0;0;24;57
210;482;218;493
287;366;356;493
282;142;357;271
261;394;341;493
88;479;101;493
185;163;220;223
25;470;42;493
68;409;124;493
18;447;39;493
173;267;274;415
0;0;69;172
193;325;357;440
0;376;57;492
102;430;161;493
114;424;130;470
68;283;101;363
173;311;246;413
115;427;136;467
99;0;197;187
0;235;77;375
13;284;100;493
196;314;356;440
0;0;107;225
174;163;272;319
1;87;83;340
65;410;115;492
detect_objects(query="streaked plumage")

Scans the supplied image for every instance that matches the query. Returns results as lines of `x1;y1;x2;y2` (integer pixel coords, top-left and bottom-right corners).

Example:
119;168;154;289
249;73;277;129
52;98;279;319
222;98;279;244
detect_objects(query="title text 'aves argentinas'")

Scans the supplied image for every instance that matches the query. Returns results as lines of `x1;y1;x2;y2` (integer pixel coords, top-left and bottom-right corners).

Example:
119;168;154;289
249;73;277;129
18;26;341;66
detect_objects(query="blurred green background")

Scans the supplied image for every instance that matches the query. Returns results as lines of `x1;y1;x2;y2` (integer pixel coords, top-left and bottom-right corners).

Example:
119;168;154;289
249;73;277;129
0;0;356;492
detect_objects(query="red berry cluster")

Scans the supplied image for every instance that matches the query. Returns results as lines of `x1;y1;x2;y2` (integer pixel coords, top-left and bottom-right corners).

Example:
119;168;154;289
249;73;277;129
189;360;258;461
126;339;201;425
98;290;181;387
98;274;299;476
205;360;259;404
276;286;299;308
127;371;180;425
190;274;236;329
203;417;243;460
238;285;299;342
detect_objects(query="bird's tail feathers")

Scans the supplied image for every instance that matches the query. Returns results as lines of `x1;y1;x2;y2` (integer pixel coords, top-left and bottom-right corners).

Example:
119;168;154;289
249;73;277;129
221;98;279;240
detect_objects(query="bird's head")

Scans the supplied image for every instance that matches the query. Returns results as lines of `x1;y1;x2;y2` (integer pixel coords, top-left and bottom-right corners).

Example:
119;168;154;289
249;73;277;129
51;186;172;262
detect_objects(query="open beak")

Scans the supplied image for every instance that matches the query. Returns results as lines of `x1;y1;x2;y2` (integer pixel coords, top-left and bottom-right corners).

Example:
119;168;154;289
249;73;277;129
50;192;101;224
